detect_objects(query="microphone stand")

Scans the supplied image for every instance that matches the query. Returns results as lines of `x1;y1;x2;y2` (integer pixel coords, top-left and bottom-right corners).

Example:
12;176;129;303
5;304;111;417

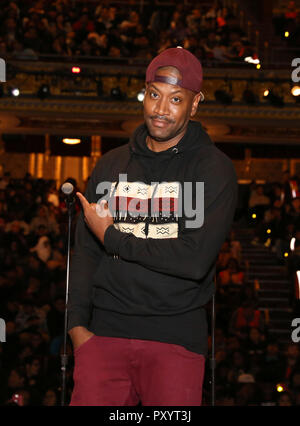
61;195;75;406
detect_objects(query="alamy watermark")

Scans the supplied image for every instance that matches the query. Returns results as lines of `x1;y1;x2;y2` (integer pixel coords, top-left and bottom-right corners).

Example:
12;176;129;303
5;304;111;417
0;318;5;342
291;318;300;343
94;174;205;229
0;58;6;82
291;58;300;83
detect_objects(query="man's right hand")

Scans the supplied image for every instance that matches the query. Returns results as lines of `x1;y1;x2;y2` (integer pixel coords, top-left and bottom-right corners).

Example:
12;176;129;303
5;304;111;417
68;326;95;351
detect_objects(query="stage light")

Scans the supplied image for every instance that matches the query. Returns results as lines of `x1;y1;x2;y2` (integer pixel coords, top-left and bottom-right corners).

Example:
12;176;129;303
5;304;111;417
214;89;232;105
72;67;81;74
290;237;296;251
297;271;300;297
62;138;81;145
291;86;300;97
37;84;50;100
276;384;284;393
10;87;20;97
137;88;145;102
263;89;284;107
110;86;124;100
244;56;260;65
244;56;261;70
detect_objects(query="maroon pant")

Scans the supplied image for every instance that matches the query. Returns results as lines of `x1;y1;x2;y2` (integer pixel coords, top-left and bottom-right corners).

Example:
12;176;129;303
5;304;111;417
70;335;205;406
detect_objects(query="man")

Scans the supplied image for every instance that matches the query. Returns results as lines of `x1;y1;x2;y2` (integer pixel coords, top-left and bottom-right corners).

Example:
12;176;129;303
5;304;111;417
67;47;238;406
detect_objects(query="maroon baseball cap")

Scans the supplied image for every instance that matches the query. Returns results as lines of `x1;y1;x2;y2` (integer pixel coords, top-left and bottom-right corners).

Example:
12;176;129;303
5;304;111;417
146;47;203;95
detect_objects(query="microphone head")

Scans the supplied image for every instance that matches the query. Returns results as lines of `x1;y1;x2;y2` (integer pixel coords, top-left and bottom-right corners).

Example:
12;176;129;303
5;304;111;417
61;182;74;195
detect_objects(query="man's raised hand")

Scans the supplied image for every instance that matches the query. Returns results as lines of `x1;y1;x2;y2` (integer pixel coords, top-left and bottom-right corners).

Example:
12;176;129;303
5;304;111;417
76;192;113;244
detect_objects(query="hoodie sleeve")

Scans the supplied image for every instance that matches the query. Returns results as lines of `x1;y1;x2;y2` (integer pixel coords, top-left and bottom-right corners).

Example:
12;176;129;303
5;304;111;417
104;157;238;282
67;167;105;332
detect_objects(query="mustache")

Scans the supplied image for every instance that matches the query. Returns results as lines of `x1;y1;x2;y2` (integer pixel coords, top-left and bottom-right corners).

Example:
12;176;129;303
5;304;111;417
150;115;175;124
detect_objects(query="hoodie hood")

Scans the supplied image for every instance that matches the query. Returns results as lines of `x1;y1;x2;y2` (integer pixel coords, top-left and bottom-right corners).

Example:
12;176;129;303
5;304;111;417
129;120;213;158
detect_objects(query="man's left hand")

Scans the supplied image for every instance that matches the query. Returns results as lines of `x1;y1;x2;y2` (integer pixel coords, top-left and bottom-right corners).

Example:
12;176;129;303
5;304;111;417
76;192;113;244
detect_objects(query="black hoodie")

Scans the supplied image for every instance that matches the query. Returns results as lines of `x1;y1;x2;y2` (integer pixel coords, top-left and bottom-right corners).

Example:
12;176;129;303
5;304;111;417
67;120;238;355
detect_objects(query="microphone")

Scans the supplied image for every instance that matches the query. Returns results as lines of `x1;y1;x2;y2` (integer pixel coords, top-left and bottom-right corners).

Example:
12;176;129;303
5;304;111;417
61;182;75;207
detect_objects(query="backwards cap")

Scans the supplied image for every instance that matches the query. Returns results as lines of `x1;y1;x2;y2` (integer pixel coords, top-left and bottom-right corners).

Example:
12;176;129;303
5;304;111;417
146;47;204;97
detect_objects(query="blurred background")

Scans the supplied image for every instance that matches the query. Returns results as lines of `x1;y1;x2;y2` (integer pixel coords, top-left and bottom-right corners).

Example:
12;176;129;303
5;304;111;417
0;0;299;406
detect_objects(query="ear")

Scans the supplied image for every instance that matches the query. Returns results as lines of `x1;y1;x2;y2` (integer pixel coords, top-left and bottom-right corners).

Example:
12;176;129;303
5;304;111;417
190;92;202;117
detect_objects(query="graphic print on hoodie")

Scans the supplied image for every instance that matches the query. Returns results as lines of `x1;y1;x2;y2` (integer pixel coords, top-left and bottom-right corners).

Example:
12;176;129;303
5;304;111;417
67;120;238;355
110;179;180;239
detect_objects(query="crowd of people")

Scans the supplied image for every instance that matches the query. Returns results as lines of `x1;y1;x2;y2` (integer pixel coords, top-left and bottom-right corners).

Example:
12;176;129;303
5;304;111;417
209;170;300;405
0;0;256;64
0;166;299;406
0;173;78;405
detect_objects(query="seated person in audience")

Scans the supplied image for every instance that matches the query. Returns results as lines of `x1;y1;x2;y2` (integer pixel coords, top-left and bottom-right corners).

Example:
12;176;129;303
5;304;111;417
216;240;232;273
218;257;245;287
217;257;245;308
229;300;266;340
228;229;242;263
29;205;60;237
242;327;266;375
